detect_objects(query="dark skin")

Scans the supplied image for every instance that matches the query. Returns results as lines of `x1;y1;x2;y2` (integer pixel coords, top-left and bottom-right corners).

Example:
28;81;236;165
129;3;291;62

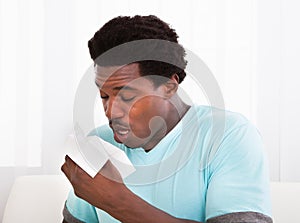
61;63;200;222
95;63;190;151
62;157;200;223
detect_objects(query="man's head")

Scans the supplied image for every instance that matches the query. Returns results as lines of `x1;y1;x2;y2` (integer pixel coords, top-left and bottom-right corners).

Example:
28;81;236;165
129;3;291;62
89;15;189;151
88;15;187;85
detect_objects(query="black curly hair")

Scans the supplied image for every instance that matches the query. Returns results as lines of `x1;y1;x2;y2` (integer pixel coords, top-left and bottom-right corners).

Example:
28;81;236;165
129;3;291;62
88;15;187;85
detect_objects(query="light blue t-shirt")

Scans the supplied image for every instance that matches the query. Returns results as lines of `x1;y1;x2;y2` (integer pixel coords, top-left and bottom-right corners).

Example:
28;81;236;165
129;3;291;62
65;105;272;222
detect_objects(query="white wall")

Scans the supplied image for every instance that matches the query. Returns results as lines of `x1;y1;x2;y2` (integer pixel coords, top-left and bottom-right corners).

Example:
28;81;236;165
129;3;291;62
256;0;300;181
1;0;300;220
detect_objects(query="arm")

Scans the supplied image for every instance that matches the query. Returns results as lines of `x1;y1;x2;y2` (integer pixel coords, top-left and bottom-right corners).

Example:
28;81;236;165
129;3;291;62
61;156;272;223
61;156;201;223
204;122;273;223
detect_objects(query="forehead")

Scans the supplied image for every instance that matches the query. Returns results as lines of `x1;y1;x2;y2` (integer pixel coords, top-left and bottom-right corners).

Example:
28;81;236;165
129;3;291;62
94;63;145;88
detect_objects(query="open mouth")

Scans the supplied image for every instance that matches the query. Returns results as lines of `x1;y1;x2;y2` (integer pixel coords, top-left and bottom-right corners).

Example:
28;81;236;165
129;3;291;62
110;124;131;143
114;129;130;143
116;129;129;135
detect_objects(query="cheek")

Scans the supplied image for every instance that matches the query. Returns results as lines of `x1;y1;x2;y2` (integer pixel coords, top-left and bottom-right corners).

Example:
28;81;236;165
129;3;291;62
129;98;153;125
128;96;166;132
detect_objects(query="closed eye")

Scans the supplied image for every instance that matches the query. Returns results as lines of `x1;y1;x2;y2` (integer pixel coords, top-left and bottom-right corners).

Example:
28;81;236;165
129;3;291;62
101;95;109;99
121;95;136;102
100;92;109;100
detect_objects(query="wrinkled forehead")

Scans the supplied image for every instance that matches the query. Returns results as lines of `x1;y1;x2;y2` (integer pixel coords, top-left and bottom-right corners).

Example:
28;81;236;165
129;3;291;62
94;63;147;89
94;64;123;80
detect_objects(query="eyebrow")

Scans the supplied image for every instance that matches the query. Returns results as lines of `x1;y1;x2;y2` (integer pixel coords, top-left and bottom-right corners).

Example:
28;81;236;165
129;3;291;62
94;81;137;91
113;86;137;91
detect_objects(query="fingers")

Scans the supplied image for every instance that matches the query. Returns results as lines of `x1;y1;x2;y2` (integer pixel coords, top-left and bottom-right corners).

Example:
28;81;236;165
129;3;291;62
61;155;72;180
61;155;123;185
65;155;76;169
61;155;84;182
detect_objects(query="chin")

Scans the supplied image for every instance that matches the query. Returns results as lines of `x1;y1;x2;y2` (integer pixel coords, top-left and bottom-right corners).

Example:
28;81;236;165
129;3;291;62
124;142;142;149
114;130;154;149
123;138;145;149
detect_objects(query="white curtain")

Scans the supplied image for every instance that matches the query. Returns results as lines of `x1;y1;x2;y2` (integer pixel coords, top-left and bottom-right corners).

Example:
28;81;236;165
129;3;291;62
0;0;43;167
1;0;300;220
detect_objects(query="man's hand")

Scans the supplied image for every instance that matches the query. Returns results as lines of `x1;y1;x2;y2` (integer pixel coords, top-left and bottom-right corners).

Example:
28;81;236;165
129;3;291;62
61;155;201;223
61;155;127;211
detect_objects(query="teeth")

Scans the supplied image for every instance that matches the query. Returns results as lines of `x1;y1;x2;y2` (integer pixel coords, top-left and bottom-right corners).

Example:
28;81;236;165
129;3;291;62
117;130;129;135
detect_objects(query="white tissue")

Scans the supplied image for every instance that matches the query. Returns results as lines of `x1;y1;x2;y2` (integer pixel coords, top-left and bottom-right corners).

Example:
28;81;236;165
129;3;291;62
65;134;135;179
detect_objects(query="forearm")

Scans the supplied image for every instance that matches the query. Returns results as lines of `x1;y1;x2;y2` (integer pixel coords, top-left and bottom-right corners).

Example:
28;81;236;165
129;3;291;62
102;187;201;223
61;158;201;222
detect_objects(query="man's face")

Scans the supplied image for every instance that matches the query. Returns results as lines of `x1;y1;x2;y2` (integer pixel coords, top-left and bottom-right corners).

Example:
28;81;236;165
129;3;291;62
95;63;171;151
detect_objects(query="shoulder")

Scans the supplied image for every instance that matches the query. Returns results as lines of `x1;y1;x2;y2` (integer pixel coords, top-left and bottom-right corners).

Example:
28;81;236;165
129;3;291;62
193;105;249;128
200;105;264;166
190;105;257;150
192;105;266;178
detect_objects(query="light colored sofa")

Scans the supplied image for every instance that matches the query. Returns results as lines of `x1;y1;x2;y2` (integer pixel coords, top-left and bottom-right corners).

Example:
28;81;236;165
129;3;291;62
2;175;70;223
2;175;300;223
270;182;300;223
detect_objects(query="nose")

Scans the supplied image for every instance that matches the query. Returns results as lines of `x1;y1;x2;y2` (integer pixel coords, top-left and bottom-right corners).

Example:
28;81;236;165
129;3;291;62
104;97;124;120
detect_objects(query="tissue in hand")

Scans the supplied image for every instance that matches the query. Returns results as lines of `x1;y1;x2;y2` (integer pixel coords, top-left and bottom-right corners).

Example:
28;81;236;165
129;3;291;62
65;134;135;179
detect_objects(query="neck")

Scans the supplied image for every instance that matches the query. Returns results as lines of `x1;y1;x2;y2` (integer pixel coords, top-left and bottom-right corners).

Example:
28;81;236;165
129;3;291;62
143;95;190;152
166;95;190;133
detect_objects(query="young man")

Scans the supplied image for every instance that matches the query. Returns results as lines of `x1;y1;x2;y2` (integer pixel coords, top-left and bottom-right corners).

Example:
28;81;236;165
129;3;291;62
61;15;273;223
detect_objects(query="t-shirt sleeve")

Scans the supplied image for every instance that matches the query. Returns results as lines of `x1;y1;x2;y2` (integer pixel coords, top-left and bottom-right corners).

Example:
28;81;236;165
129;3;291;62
64;189;99;223
205;122;272;221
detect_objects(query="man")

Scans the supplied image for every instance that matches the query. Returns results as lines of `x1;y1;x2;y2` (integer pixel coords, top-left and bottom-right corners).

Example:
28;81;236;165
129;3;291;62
61;15;273;223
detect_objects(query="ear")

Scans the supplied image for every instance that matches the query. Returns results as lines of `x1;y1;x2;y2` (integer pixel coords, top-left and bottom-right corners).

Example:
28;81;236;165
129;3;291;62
163;74;179;98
